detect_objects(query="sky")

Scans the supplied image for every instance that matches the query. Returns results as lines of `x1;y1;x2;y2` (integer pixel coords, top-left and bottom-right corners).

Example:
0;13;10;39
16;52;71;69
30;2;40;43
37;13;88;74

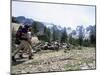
12;1;95;29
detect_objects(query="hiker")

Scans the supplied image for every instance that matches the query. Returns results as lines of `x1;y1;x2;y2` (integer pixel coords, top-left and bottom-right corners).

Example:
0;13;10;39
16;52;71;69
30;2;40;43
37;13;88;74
12;25;33;62
27;27;36;53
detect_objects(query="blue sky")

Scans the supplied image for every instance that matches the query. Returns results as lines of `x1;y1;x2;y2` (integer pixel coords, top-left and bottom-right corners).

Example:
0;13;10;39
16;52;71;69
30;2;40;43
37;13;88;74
12;1;95;29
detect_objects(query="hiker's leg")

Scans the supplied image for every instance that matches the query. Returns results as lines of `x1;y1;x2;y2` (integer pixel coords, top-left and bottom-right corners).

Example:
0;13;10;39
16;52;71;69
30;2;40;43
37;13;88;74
18;41;30;56
12;41;24;56
27;42;33;59
20;41;33;59
12;47;20;62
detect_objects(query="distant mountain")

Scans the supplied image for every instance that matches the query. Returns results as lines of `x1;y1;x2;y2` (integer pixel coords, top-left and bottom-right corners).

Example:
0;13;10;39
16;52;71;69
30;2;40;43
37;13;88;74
16;16;25;24
12;16;93;40
15;16;34;25
23;18;34;25
13;16;64;32
42;22;63;32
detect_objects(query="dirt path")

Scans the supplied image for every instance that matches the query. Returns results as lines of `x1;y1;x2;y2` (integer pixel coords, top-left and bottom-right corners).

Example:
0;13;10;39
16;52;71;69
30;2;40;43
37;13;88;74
11;47;96;74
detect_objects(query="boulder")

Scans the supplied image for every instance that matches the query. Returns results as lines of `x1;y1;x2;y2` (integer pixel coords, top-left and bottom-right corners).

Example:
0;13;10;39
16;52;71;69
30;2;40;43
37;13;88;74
31;37;40;45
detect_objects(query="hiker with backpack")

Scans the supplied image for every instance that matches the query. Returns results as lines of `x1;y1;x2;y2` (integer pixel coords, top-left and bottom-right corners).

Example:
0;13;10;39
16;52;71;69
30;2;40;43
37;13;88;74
12;25;33;62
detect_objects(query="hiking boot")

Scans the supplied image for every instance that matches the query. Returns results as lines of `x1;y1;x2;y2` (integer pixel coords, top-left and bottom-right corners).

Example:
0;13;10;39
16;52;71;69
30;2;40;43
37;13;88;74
19;54;23;58
12;56;16;62
29;56;33;60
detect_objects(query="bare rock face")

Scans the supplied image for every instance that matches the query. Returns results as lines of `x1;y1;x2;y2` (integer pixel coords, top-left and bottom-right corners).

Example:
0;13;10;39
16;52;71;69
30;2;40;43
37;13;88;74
31;37;40;45
12;23;20;32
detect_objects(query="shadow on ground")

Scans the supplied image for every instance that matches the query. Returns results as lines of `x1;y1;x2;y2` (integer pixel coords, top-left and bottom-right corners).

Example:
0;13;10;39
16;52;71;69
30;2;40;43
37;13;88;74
12;57;28;66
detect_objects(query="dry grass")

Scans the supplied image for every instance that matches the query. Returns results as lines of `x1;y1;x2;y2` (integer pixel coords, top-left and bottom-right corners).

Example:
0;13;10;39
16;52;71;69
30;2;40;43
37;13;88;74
11;47;96;74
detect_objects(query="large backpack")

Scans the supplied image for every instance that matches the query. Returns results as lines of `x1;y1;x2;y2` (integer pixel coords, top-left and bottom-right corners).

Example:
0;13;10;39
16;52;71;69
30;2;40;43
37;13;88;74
15;25;30;44
15;26;23;44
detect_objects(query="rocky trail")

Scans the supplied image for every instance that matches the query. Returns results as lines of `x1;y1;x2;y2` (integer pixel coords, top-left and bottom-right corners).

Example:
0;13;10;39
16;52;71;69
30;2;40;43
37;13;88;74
11;47;96;74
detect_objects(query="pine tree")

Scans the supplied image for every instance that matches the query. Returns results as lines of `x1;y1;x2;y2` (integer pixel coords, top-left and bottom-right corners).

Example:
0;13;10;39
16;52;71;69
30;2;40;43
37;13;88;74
32;21;39;35
69;33;72;44
86;25;96;46
61;27;68;43
47;28;51;42
12;16;17;23
52;26;56;41
76;25;85;46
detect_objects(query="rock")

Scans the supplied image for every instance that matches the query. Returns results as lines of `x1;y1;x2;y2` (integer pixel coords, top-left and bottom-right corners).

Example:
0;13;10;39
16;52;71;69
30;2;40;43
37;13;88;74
21;70;26;73
80;63;89;69
29;65;33;68
31;37;40;45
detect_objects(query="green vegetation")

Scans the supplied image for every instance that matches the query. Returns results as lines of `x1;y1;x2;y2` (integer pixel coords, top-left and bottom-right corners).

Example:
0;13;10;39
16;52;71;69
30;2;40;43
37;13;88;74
61;27;68;43
31;21;39;36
